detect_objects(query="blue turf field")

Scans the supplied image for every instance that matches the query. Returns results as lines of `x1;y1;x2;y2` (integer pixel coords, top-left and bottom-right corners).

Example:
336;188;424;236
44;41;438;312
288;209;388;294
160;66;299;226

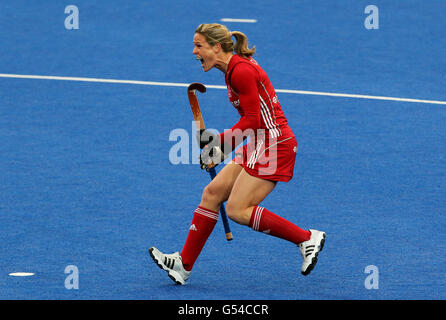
0;1;445;299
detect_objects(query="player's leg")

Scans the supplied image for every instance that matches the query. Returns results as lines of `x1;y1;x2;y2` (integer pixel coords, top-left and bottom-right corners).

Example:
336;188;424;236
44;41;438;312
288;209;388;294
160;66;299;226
149;162;243;284
199;161;243;212
225;169;325;275
225;169;311;243
179;162;242;271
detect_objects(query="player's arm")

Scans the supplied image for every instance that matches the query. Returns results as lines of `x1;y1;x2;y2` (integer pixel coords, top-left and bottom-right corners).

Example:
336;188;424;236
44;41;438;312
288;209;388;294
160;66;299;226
219;64;261;152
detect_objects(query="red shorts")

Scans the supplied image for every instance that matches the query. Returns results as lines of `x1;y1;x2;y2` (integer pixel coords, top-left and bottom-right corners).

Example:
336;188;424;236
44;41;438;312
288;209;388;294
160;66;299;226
233;127;298;182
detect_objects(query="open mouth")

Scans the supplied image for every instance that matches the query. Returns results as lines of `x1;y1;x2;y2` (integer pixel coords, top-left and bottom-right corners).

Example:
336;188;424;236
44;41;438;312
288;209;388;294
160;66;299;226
196;55;205;67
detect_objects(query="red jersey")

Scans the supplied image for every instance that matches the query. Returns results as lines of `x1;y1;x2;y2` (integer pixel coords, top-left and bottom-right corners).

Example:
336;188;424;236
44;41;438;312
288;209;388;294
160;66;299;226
220;54;292;150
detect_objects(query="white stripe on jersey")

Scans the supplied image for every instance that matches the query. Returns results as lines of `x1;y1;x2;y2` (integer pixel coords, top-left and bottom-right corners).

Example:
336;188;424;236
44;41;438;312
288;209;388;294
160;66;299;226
259;82;279;122
258;96;275;130
259;82;282;138
259;96;280;138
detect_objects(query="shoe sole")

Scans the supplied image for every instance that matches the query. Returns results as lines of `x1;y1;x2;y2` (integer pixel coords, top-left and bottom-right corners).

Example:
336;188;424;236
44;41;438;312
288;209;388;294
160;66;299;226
301;232;326;276
148;247;185;285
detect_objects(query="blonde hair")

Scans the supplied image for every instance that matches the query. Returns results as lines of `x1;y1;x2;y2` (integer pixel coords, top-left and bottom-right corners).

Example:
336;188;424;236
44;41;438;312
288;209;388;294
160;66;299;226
195;23;256;58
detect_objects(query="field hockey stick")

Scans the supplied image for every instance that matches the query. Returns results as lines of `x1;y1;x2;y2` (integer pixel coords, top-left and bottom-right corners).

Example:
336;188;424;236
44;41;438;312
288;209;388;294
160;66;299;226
187;82;233;241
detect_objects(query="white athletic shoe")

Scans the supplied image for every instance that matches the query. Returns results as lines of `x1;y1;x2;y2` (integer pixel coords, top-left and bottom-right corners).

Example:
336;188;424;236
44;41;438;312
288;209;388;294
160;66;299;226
299;229;326;276
148;247;191;285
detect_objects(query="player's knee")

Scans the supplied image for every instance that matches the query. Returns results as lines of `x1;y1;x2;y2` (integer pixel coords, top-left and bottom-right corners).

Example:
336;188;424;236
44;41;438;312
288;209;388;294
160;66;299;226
225;201;249;224
201;184;224;206
225;201;238;221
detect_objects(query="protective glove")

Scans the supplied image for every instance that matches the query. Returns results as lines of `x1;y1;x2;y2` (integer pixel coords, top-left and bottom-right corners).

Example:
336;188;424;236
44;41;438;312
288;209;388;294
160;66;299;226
197;129;219;149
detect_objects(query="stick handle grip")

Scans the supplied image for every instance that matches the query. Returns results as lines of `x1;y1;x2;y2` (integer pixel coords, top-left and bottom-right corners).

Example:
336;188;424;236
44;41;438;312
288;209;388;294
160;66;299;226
208;167;233;241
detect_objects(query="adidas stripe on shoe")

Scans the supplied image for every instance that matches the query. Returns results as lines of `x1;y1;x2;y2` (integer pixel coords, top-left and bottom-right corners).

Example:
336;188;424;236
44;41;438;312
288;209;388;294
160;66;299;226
148;247;191;285
299;229;326;276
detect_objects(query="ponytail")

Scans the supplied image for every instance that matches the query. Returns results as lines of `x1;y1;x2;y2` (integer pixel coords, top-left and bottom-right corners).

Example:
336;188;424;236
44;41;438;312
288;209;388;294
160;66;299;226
231;31;256;58
195;23;256;58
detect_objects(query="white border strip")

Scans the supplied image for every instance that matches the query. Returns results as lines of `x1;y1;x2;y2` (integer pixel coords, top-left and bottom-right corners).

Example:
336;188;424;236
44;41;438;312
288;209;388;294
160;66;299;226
1;73;445;105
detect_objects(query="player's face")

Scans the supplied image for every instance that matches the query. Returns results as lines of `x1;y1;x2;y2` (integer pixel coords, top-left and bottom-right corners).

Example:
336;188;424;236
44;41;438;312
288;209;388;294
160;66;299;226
193;33;218;72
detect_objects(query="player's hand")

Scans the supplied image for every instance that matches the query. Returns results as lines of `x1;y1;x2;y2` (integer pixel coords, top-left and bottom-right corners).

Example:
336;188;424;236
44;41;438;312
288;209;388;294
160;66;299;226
200;145;227;171
198;129;219;149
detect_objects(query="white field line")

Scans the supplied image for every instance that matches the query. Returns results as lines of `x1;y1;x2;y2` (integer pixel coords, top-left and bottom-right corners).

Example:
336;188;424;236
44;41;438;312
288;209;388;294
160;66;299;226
220;18;257;23
1;73;445;105
274;88;446;105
